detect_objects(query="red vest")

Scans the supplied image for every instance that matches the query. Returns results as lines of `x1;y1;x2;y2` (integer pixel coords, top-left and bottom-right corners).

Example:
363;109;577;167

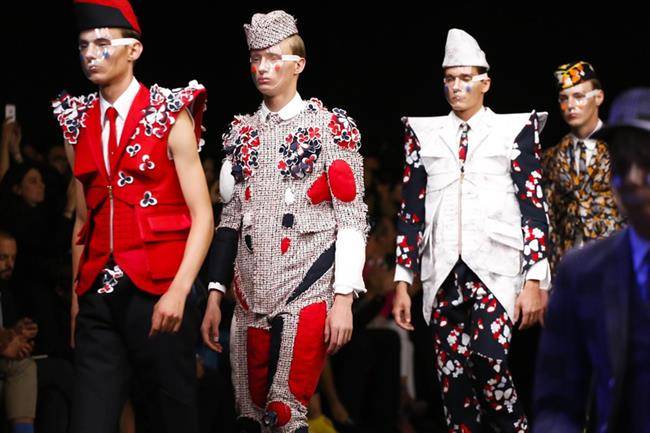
53;81;207;295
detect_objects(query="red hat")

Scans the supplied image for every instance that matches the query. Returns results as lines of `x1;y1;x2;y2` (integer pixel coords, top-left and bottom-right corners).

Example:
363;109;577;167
73;0;141;34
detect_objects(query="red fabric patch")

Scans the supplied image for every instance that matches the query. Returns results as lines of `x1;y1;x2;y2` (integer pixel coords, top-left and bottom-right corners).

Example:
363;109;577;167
247;327;271;408
281;237;291;254
288;302;328;406
306;172;332;204
245;186;251;201
328;160;356;202
266;401;292;427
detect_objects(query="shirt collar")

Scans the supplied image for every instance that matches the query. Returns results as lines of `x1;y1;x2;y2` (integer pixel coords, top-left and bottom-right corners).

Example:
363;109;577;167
451;106;487;132
570;119;603;151
100;77;140;124
629;227;650;275
260;92;304;122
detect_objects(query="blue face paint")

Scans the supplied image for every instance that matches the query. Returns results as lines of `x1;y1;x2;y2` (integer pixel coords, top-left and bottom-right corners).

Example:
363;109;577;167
465;85;472;93
102;48;110;59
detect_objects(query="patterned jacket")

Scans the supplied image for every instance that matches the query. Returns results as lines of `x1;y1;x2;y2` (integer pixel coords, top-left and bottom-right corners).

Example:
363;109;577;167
542;134;624;274
210;96;368;315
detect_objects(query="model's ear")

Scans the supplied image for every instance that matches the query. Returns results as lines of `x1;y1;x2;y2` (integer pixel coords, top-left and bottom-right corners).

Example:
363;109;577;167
480;77;491;94
294;57;306;75
128;40;143;62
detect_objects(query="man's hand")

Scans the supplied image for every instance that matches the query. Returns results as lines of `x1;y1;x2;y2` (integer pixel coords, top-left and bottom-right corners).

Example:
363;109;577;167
201;290;223;352
324;293;354;355
13;318;38;340
150;287;188;336
1;333;34;360
393;281;414;331
514;280;547;330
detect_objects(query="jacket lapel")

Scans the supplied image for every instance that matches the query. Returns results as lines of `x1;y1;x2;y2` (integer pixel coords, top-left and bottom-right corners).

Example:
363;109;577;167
465;108;493;161
439;112;460;161
83;101;110;182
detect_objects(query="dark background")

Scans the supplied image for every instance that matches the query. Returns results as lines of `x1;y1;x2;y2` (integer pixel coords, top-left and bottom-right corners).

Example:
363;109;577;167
2;1;648;177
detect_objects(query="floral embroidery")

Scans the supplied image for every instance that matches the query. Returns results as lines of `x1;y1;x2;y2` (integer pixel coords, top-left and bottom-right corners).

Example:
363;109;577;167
306;98;325;113
138;154;155;172
223;117;261;182
328;108;361;152
137;81;204;140
52;92;99;145
117;171;134;187
98;265;123;294
140;191;158;208
126;143;141;157
278;126;322;179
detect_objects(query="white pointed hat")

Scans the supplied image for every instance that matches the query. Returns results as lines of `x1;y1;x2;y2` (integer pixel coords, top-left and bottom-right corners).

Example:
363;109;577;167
442;28;489;70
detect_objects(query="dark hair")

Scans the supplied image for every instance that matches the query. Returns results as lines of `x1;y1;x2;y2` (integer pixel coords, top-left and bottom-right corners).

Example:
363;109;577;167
0;230;15;242
0;163;42;198
607;127;650;176
588;78;602;90
120;28;142;41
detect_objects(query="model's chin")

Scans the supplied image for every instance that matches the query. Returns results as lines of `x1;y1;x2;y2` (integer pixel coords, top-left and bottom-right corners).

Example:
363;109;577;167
86;72;110;86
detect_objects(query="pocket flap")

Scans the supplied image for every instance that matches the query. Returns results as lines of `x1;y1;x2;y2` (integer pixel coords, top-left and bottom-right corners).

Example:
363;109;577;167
486;218;523;251
139;212;191;242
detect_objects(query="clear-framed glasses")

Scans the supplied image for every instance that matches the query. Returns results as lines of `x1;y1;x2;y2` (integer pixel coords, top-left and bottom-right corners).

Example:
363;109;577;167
78;37;137;56
249;53;302;67
558;89;600;106
443;73;489;86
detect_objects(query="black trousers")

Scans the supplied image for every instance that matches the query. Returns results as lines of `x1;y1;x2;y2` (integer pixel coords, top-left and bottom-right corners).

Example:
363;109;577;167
71;267;200;433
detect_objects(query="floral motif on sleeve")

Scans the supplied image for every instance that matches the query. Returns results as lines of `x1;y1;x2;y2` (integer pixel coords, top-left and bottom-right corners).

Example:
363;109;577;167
395;121;427;273
138;80;206;142
328;108;361;152
510;112;550;270
222;117;261;183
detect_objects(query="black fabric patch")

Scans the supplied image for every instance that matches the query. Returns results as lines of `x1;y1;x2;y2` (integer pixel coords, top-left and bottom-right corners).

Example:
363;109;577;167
286;243;336;305
282;213;295;228
233;416;262;433
267;316;284;391
245;234;253;253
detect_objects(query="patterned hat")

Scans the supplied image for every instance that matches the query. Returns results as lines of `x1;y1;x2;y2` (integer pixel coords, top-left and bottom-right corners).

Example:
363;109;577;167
73;0;141;34
555;61;598;90
244;10;299;50
442;28;489;70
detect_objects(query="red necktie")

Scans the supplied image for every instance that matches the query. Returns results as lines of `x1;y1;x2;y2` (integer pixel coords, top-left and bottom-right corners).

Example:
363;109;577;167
105;106;119;170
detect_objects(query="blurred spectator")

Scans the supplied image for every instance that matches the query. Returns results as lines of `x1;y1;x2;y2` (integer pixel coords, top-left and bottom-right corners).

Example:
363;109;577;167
1;230;37;433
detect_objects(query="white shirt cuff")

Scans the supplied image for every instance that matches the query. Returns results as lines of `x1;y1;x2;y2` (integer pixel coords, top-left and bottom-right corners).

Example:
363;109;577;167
525;258;551;290
208;282;227;294
394;264;414;285
333;228;366;297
